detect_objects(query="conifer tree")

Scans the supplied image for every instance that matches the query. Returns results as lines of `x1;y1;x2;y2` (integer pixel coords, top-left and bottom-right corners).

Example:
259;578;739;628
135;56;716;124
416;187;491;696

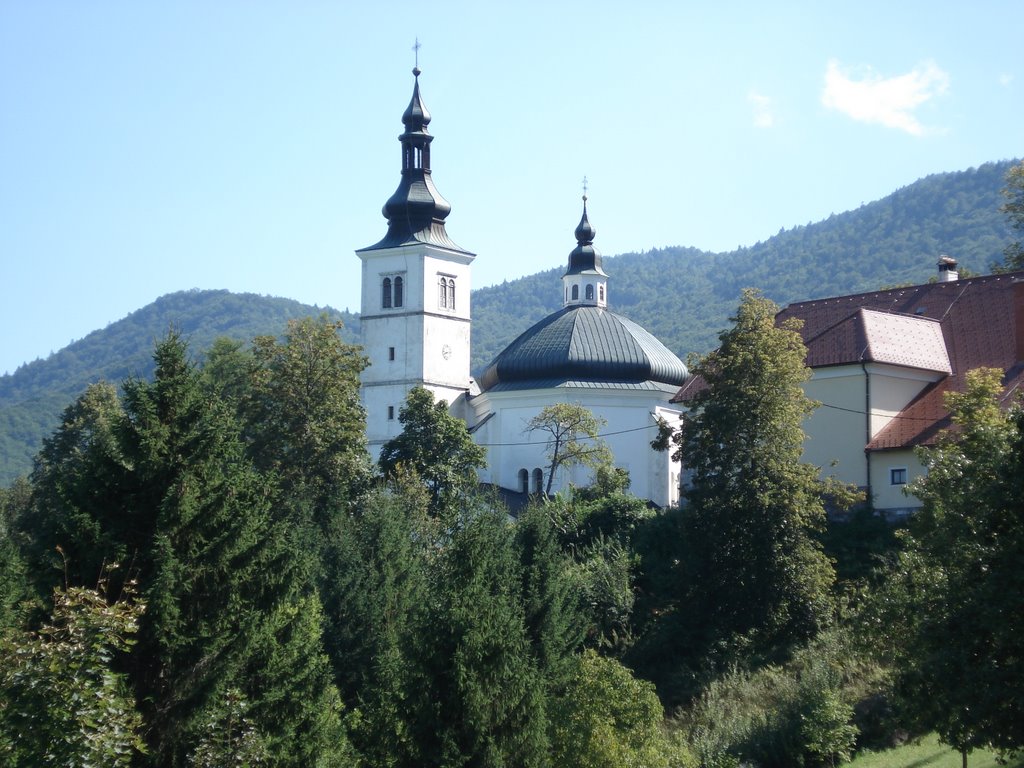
324;485;431;767
515;505;587;692
411;507;548;767
117;332;348;766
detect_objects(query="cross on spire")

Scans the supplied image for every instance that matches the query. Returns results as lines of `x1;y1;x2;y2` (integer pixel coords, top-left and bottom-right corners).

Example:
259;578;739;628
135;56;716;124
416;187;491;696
413;37;421;68
582;175;589;201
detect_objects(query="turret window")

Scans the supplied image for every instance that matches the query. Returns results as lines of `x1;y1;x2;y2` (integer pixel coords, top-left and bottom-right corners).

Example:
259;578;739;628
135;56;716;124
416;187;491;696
571;285;579;301
586;284;594;301
599;285;605;302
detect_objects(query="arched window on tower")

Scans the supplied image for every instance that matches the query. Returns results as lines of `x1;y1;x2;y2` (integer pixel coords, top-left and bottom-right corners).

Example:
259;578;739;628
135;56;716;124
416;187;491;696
447;277;456;310
439;277;448;309
394;276;403;308
532;468;544;494
586;284;594;301
518;468;529;494
571;285;579;301
382;277;392;309
599;285;605;302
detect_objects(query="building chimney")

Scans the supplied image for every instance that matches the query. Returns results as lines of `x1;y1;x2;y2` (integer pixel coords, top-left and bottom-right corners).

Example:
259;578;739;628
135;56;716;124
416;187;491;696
937;255;958;282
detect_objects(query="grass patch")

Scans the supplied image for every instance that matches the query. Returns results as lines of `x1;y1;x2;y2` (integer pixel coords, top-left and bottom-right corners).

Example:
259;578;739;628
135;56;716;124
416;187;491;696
849;733;1023;768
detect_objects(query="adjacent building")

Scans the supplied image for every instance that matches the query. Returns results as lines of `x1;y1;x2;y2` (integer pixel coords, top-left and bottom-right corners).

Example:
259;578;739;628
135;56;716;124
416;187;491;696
776;260;1024;515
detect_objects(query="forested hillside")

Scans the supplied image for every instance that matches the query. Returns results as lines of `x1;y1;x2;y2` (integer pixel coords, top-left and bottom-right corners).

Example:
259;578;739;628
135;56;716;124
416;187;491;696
0;160;1016;484
471;160;1015;371
0;290;359;484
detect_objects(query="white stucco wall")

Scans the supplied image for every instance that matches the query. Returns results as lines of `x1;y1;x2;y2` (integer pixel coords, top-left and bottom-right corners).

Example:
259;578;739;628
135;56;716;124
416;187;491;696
470;386;683;508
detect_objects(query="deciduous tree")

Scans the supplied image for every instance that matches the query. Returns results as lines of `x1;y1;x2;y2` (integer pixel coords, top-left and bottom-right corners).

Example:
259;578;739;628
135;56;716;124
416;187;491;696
379;386;486;519
525;402;611;495
871;368;1024;762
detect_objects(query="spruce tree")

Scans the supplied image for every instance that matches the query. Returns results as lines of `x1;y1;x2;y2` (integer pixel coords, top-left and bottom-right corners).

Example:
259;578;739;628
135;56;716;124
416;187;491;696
411;507;548;767
117;332;348;766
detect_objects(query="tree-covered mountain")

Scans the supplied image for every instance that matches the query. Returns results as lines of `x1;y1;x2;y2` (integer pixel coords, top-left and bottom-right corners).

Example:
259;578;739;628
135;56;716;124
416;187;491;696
471;160;1016;371
0;290;359;484
0;160;1016;484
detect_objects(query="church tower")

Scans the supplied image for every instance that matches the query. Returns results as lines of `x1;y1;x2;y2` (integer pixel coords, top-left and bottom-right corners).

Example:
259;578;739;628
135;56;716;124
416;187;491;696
357;66;475;458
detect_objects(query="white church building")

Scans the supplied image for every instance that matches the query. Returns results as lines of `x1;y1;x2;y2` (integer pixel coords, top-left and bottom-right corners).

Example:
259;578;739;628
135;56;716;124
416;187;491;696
357;67;689;507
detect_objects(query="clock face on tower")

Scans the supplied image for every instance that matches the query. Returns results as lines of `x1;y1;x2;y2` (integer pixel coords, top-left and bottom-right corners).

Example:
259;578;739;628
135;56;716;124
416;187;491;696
441;344;452;360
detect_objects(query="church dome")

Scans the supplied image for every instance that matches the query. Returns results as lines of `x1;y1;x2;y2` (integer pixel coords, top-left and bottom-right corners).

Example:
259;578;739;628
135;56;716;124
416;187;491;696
479;305;689;392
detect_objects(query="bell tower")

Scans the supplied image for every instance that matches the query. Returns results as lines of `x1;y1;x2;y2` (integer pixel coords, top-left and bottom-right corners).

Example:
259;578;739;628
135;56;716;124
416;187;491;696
356;66;475;458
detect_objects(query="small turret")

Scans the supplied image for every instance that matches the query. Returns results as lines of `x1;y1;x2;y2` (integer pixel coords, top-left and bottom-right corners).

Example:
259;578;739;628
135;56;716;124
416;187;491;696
562;195;609;308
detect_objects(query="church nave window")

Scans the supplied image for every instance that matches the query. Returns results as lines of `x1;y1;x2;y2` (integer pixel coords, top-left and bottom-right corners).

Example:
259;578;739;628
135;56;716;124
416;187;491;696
387;406;395;421
532;468;544;494
518;468;529;494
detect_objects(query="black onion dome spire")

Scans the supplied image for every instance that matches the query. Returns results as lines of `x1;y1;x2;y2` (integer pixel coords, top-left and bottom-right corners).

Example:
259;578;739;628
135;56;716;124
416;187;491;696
563;195;607;277
360;67;469;253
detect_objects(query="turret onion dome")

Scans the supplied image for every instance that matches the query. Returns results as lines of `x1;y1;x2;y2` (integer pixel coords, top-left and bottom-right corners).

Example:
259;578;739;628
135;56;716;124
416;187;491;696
563;196;607;278
478;305;690;392
359;67;470;254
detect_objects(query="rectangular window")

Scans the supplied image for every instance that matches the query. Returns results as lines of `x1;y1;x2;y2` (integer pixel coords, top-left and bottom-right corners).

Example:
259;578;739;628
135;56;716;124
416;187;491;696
388;346;395;361
890;467;907;485
387;406;395;421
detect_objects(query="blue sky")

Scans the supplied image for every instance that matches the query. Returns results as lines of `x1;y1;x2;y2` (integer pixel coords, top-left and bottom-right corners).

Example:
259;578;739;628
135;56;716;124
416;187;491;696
1;1;1021;376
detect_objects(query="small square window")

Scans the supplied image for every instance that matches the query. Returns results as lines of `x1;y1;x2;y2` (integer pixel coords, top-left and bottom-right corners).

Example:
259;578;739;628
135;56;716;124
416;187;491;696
890;468;907;485
388;346;395;361
387;406;395;421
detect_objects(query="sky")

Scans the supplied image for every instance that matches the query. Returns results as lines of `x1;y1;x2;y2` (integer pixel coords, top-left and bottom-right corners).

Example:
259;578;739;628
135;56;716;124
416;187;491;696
2;1;1022;376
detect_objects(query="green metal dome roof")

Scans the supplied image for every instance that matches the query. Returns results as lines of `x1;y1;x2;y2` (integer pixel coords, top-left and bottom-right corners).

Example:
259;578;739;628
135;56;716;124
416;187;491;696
479;305;689;392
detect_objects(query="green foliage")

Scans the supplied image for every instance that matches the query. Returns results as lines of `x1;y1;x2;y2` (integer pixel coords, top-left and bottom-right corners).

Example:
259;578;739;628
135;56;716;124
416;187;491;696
868;368;1024;758
681;290;836;658
187;688;268;768
525;402;612;495
247;315;369;517
0;582;145;767
631;291;841;706
24;382;130;594
678;634;860;768
379;385;486;519
515;506;588;691
411;506;549;767
324;486;431;767
0;290;358;485
998;160;1024;269
550;649;687;768
0;479;32;628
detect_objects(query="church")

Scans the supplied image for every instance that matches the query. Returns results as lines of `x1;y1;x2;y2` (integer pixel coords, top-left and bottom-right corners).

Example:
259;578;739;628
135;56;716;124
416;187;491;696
357;67;689;507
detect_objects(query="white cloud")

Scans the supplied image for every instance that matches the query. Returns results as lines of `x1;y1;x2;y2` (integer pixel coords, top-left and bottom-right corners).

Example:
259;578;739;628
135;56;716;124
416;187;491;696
821;59;949;136
748;91;775;128
999;73;1013;87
